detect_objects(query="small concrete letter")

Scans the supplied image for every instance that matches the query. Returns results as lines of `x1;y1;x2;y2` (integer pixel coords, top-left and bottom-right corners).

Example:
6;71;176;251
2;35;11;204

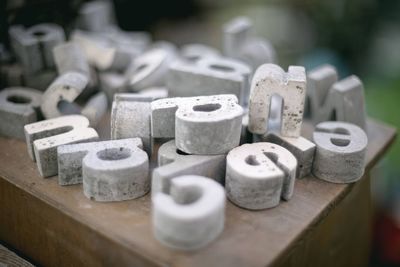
248;64;306;137
151;94;243;154
226;142;297;210
111;94;153;155
152;175;225;250
312;121;368;183
59;138;149;201
307;64;367;130
24;115;99;177
0;87;42;139
152;140;226;196
167;57;251;105
223;16;276;69
41;72;89;119
262;133;315;178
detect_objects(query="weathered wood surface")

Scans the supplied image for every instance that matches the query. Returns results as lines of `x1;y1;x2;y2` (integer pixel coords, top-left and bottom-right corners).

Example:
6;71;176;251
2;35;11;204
0;118;396;267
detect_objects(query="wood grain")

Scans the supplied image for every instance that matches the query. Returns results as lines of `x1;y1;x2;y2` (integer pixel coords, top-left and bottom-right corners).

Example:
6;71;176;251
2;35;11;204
0;118;396;267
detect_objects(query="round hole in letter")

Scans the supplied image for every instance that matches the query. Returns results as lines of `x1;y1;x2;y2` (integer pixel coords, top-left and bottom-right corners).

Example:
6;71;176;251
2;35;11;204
192;103;221;112
209;64;235;72
330;138;350;147
135;64;148;73
32;30;47;38
186;55;200;61
172;185;203;205
245;155;260;166
7;95;32;104
97;147;131;161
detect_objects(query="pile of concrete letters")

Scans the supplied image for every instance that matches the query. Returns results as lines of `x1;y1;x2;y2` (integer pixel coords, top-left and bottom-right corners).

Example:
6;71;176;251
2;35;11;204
0;0;368;251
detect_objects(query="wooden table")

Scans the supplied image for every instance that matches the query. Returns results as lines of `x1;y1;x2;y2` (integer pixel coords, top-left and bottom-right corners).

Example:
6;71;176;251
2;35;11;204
0;118;396;267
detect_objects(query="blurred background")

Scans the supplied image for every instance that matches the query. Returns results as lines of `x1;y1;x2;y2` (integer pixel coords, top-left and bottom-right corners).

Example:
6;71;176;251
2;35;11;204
1;0;399;266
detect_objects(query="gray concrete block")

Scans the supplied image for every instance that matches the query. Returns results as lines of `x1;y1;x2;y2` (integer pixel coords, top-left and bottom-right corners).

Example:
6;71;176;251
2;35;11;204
0;87;42;139
125;47;176;91
77;0;115;32
151;94;243;155
312;121;368;183
307;64;367;130
150;97;180;138
152;175;225;250
166;57;251;105
81;91;108;127
226;142;297;210
41;72;89;119
53;42;90;79
57;137;141;186
111;93;153;155
248;64;306;137
28;24;66;70
71;29;145;72
24;115;99;177
9;24;65;75
137;87;168;99
261;133;315;178
152;140;226;196
0;63;56;91
82;138;148;202
223;16;276;69
98;71;126;102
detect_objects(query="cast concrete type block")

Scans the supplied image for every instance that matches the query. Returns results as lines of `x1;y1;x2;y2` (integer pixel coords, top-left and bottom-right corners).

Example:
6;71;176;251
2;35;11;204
24;115;99;177
0;63;56;91
137;87;168;99
248;64;306;137
181;43;220;62
262;133;315;178
58;137;142;185
41;72;88;119
58;138;149;201
81;92;108;127
99;71;126;102
151;94;243;154
152;140;226;196
77;0;115;32
312;121;368;183
152;175;225;250
0;87;42;139
53;42;90;78
223;16;276;70
83;141;148;201
167;57;251;105
100;70;168;103
307;64;367;130
71;29;146;72
111;94;153;155
9;24;65;74
226;142;297;210
125;48;176;91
